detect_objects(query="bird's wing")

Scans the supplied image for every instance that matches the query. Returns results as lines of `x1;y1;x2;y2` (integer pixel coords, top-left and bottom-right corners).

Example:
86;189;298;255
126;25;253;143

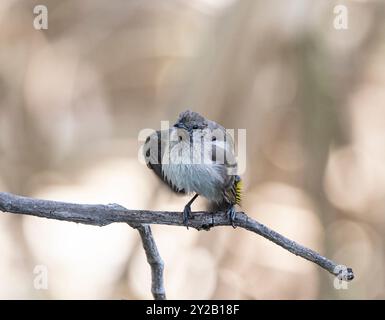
143;130;185;194
207;128;240;205
209;129;237;174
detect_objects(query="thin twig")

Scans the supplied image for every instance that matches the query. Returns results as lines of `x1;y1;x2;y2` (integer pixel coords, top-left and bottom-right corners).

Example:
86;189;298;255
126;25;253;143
131;224;166;300
0;192;354;287
109;201;166;300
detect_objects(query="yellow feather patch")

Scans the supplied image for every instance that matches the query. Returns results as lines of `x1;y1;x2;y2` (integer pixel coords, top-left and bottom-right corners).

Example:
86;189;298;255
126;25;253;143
235;179;242;205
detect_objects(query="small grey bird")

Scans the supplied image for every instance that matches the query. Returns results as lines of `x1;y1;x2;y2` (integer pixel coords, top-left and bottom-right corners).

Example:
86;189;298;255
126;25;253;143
143;110;242;227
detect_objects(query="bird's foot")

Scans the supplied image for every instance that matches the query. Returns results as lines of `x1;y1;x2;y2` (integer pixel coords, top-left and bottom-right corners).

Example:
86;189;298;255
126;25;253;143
183;204;192;229
226;206;237;228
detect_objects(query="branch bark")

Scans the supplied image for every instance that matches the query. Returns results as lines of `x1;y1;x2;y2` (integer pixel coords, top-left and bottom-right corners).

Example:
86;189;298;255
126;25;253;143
0;192;354;298
131;223;166;300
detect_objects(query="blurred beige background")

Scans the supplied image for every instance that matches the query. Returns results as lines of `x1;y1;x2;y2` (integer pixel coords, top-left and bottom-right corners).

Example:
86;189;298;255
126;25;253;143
0;0;384;299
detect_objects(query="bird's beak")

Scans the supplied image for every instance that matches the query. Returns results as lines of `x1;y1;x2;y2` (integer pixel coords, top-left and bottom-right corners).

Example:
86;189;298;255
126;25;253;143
173;123;186;130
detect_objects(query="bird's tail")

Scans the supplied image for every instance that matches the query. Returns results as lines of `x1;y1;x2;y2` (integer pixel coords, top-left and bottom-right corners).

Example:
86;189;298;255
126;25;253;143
234;175;242;205
208;175;242;213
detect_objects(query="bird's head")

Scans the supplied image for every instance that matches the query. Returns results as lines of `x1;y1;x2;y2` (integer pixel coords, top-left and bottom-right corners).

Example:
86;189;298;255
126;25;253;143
173;110;208;132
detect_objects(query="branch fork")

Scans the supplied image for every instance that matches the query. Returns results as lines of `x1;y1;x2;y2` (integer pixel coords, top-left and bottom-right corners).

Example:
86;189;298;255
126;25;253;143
0;192;354;299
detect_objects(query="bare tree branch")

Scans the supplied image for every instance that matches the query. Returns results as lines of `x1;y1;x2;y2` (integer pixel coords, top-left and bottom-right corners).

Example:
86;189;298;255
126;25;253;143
0;191;354;297
130;223;166;300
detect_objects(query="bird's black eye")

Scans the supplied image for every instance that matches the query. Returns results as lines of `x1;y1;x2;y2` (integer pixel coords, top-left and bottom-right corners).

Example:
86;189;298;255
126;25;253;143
145;149;150;157
178;136;183;141
192;125;198;130
212;136;217;141
145;136;150;144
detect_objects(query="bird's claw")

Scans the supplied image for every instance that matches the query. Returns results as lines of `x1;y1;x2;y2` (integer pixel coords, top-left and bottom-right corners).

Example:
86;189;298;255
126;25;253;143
183;204;191;229
227;206;237;228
